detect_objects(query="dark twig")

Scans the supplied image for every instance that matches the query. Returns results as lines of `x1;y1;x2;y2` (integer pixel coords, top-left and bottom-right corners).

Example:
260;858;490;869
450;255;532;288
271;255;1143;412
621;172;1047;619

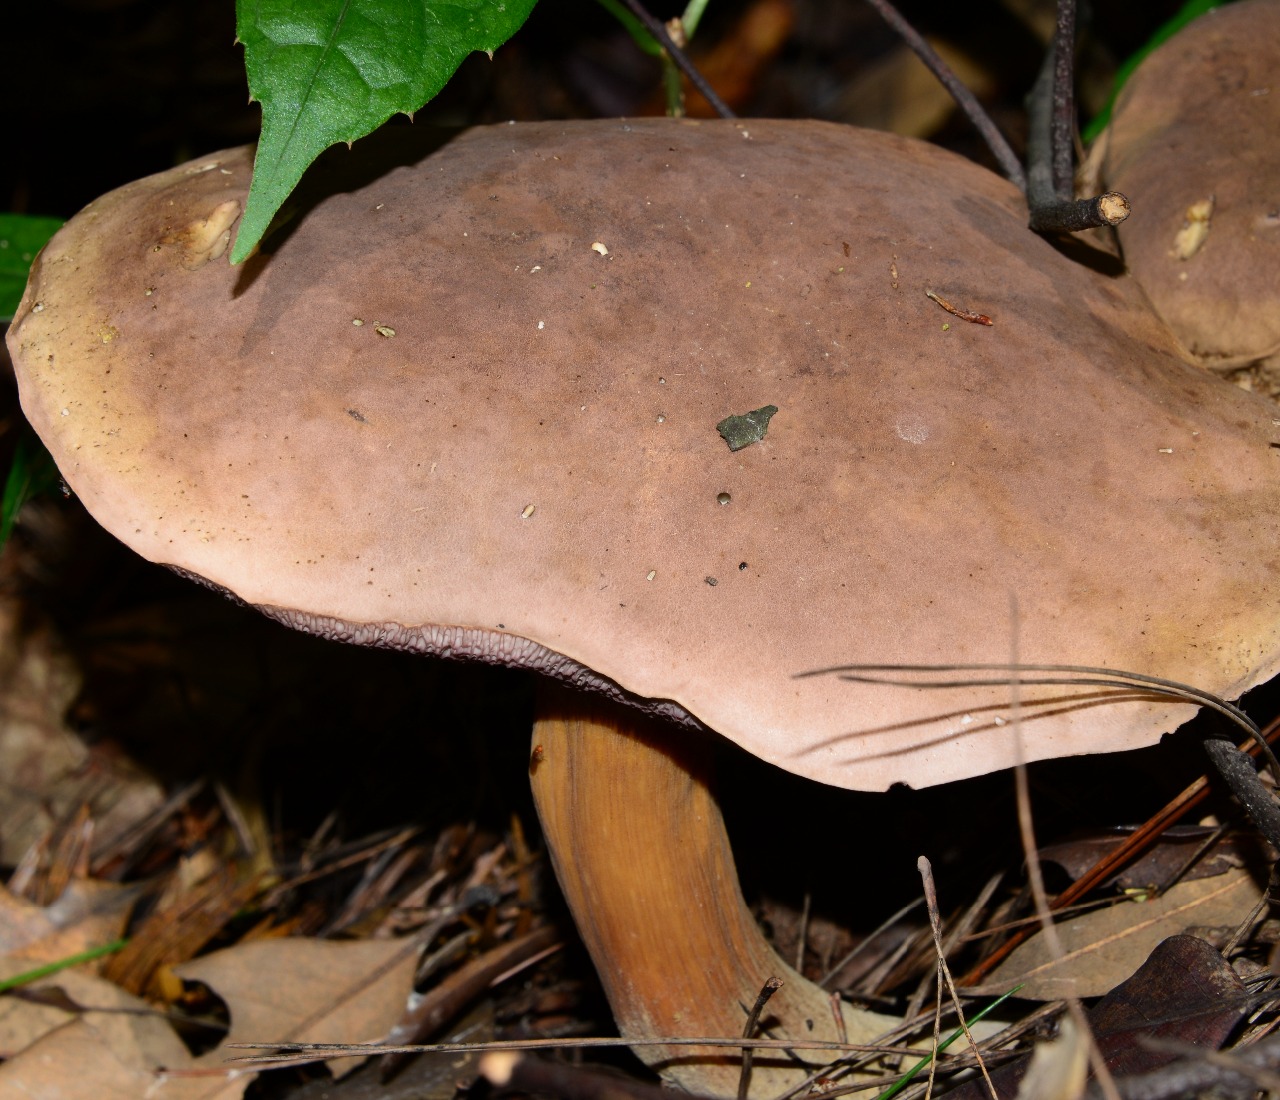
618;0;736;119
234;1035;921;1062
1049;0;1077;200
1025;0;1130;234
1203;738;1280;853
1029;192;1131;234
738;976;784;1100
1025;44;1057;212
863;0;1025;191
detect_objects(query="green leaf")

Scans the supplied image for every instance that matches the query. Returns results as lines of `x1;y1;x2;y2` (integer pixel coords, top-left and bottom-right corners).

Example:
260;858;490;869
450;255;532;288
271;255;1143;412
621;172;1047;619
0;214;64;324
233;0;539;264
1;429;60;550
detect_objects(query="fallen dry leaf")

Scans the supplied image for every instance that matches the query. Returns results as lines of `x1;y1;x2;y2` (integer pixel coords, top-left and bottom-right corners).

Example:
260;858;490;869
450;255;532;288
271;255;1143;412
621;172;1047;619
948;935;1248;1100
178;936;420;1075
0;967;190;1066
0;936;420;1097
0;596;164;867
104;866;259;996
975;867;1262;999
834;37;995;138
1038;827;1248;891
0;991;247;1100
0;878;135;957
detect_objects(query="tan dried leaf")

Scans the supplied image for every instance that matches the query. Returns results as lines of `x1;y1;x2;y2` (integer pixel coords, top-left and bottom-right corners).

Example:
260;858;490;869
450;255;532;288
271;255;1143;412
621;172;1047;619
177;936;419;1075
977;867;1262;999
0;990;245;1099
0;596;164;866
0;878;135;957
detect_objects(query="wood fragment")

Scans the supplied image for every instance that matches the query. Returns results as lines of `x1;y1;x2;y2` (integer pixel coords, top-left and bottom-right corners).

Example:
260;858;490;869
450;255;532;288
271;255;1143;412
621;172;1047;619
926;290;993;326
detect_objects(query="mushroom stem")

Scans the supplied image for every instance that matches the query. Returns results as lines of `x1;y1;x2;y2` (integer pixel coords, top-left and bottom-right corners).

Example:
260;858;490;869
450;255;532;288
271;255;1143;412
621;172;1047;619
530;682;898;1098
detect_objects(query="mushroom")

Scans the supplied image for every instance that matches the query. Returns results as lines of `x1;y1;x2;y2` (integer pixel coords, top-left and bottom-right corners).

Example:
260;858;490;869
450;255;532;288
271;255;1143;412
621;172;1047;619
1102;0;1280;376
8;118;1280;1097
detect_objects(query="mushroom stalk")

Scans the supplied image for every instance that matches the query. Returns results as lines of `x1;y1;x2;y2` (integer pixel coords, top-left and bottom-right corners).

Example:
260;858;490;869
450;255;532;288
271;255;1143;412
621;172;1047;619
530;682;898;1098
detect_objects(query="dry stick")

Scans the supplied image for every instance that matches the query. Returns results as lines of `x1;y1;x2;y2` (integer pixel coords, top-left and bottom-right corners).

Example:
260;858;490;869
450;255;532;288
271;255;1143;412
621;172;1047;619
862;0;1025;191
1203;738;1280;852
1221;869;1274;960
795;892;812;972
999;597;1119;1100
829;991;849;1047
1048;0;1076;201
819;896;924;989
378;924;560;1081
1025;0;1129;233
618;0;736;119
1025;47;1128;233
1013;763;1121;1100
236;1035;920;1062
918;856;998;1100
737;976;784;1100
925;958;944;1100
1006;611;1123;1100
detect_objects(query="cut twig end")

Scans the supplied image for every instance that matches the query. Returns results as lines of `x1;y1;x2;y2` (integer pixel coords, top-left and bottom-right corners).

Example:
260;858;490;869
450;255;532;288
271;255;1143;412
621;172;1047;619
1029;192;1132;236
1097;191;1131;226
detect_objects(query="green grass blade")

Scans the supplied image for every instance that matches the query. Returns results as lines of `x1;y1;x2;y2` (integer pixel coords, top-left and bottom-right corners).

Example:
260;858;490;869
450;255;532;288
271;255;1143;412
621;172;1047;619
1;430;60;550
0;939;129;993
874;984;1024;1100
232;0;539;264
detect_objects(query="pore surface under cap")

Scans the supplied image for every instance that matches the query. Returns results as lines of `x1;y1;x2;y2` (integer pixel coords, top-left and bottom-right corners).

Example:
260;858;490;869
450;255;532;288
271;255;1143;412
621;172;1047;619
10;118;1280;790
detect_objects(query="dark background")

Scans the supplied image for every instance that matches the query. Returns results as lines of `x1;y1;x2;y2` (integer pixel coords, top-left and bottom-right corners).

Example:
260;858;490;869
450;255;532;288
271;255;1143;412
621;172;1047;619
2;0;1195;221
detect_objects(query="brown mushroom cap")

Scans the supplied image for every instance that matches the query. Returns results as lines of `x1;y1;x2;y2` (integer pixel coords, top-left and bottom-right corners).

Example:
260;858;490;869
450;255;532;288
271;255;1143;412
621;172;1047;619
9;118;1280;791
1103;0;1280;372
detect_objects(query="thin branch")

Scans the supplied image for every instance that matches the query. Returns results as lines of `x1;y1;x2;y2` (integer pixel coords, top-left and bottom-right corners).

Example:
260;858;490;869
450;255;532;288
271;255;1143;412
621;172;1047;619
1024;0;1130;233
919;855;998;1100
1049;0;1077;200
1029;192;1130;233
618;0;736;119
863;0;1025;191
482;1050;720;1100
231;1035;921;1063
1203;738;1280;852
738;976;784;1100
